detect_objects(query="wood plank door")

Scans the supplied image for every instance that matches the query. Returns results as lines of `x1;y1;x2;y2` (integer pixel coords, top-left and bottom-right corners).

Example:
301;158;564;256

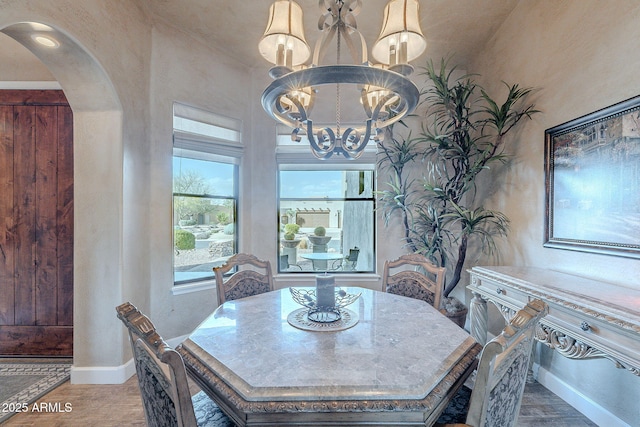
0;90;73;356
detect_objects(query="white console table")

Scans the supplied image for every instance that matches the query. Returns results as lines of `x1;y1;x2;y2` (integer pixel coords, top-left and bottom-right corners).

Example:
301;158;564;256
468;266;640;376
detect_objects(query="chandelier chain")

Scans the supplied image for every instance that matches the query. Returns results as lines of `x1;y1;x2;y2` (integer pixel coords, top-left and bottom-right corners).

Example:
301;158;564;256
336;16;342;139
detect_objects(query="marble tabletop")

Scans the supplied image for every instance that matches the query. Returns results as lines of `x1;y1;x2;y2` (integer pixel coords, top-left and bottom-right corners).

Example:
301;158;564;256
177;287;481;426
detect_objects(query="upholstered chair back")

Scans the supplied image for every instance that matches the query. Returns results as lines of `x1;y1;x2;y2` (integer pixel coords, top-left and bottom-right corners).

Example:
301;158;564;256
382;253;445;310
116;302;197;427
213;253;274;305
466;299;549;427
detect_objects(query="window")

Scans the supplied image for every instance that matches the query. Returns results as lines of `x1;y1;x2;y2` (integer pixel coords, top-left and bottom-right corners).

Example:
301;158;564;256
173;103;241;284
278;167;375;273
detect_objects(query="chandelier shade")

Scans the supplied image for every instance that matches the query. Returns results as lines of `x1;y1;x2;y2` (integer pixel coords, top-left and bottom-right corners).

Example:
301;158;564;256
258;0;311;67
372;0;427;67
260;0;426;160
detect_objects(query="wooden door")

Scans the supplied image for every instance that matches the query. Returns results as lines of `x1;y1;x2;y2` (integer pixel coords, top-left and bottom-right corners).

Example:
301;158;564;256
0;90;73;356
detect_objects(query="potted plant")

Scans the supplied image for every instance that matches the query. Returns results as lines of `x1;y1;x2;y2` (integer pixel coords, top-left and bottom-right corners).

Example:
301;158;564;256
281;224;301;267
378;57;538;326
308;226;332;247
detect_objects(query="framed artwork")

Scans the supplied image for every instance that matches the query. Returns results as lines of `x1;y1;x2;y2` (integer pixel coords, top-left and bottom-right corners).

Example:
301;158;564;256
544;95;640;259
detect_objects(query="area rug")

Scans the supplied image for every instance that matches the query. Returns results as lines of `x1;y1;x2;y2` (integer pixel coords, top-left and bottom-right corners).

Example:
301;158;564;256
0;360;72;423
436;385;471;424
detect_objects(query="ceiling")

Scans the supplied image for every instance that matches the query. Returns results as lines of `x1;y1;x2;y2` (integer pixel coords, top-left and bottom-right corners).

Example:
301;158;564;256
137;0;520;69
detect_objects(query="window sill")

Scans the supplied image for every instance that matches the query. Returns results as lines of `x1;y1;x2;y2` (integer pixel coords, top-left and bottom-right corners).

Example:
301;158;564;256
274;273;381;289
171;278;216;296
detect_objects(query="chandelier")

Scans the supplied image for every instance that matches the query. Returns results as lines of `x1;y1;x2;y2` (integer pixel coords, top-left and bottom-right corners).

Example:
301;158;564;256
259;0;426;159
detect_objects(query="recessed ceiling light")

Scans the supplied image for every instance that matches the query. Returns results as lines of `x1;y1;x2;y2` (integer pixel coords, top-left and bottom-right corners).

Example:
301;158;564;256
31;34;59;48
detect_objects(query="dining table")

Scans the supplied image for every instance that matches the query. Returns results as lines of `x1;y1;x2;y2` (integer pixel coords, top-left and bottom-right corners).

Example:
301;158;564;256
176;287;481;427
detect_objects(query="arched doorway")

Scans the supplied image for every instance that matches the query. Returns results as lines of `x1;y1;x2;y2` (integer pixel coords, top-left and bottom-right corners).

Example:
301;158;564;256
0;21;123;369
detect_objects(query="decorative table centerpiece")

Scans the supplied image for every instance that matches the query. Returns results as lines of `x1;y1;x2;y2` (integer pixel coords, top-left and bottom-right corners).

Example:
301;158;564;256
289;274;361;327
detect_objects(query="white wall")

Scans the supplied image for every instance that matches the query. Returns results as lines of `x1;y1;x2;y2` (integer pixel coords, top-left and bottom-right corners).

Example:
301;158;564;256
147;23;251;339
469;1;640;424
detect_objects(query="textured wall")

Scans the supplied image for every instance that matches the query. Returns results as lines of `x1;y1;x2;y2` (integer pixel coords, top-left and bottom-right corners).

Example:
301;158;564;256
469;1;640;424
147;22;251;339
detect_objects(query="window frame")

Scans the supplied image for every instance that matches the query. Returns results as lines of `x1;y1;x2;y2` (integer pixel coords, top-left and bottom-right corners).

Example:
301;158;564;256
276;165;377;274
172;103;242;286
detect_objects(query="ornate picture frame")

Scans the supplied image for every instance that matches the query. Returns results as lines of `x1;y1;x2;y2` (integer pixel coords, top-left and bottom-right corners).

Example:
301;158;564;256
544;95;640;259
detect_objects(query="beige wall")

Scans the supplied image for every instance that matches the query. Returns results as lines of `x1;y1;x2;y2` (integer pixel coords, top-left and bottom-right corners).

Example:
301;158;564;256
469;1;640;424
147;22;252;339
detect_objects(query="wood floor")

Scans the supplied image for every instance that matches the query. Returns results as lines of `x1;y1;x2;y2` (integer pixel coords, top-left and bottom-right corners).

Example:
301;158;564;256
3;377;597;427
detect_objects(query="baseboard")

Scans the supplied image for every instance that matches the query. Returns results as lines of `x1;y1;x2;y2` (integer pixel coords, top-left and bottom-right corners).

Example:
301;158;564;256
70;358;135;384
534;364;631;427
70;335;189;384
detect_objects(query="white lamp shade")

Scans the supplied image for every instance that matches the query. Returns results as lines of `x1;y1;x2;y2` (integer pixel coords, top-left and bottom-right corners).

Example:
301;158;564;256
372;0;427;65
259;0;311;66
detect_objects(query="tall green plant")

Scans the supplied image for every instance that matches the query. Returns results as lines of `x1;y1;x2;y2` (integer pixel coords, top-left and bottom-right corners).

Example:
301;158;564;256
378;57;538;300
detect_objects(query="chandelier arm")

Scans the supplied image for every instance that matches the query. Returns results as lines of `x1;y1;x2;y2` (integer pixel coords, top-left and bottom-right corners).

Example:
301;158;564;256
338;24;367;65
315;0;367;67
262;66;419;158
308;121;335;155
320;0;340;21
309;127;336;160
360;88;373;118
390;97;408;115
286;94;308;122
370;92;403;122
376;103;410;129
341;121;372;158
373;128;385;143
291;128;303;143
345;0;362;16
341;127;359;150
312;24;337;66
275;96;293;118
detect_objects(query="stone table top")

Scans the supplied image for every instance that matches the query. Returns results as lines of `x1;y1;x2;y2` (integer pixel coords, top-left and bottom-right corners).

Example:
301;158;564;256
178;287;480;421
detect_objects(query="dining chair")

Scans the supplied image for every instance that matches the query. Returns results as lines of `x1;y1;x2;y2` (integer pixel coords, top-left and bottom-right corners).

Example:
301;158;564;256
213;253;274;305
343;246;360;270
279;254;302;271
330;246;360;271
435;299;549;427
382;253;445;310
115;302;234;427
